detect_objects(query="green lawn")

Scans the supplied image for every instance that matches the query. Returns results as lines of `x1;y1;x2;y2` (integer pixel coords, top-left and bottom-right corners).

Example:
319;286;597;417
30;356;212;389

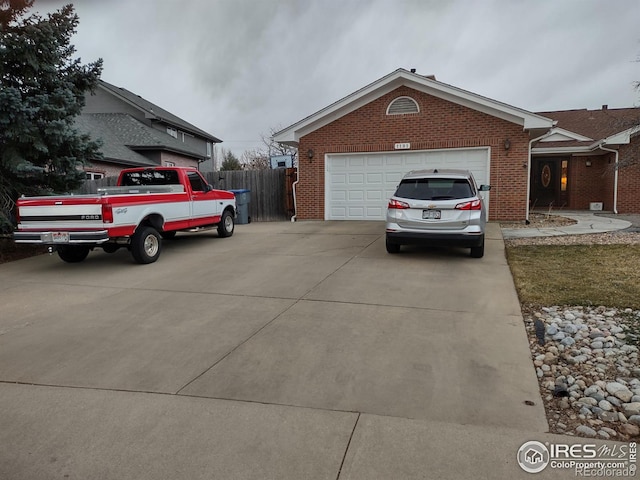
505;244;640;309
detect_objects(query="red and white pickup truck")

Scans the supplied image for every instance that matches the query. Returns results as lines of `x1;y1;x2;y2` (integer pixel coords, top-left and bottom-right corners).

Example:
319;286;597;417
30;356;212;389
13;167;236;264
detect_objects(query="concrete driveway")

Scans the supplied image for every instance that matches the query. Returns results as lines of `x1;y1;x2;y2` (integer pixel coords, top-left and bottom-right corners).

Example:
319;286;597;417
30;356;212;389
0;222;601;479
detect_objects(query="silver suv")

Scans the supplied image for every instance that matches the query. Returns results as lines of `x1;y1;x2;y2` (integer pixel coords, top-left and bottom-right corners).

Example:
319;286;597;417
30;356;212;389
385;169;491;258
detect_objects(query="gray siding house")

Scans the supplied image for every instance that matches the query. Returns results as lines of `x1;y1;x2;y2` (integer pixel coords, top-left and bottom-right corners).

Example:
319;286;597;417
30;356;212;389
78;80;222;178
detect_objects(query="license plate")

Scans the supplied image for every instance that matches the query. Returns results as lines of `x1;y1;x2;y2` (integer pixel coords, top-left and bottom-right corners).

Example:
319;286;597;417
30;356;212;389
422;210;441;219
51;232;70;243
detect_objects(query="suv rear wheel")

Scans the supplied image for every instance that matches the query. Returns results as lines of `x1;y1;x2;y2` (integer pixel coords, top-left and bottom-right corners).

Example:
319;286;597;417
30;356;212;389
385;237;401;254
470;236;485;258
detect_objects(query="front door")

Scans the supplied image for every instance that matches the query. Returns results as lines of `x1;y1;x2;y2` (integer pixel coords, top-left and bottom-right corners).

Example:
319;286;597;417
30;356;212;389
530;158;568;209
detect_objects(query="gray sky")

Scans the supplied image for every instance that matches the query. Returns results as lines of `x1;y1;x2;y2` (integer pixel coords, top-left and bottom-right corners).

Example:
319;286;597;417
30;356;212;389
37;0;640;157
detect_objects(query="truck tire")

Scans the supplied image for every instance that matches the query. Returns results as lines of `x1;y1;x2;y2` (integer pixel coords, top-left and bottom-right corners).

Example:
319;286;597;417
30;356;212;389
131;226;162;264
102;243;119;253
217;210;234;238
58;245;90;263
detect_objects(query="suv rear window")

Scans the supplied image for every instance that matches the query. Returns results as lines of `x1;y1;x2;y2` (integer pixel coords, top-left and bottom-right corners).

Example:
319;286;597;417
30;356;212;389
395;178;473;200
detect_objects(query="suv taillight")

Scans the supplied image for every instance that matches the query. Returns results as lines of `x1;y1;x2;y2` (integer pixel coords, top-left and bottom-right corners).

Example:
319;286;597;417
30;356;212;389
102;203;113;223
388;199;410;209
455;199;482;210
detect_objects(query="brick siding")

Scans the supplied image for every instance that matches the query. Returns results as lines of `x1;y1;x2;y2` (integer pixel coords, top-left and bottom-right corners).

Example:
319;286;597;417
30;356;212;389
617;138;640;213
296;86;531;221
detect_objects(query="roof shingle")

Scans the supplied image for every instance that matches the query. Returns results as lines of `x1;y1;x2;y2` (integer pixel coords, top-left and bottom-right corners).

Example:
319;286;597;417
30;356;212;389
75;113;207;167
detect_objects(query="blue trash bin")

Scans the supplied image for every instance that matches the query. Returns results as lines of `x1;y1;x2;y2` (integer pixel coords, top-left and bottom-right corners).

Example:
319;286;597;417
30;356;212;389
230;189;251;224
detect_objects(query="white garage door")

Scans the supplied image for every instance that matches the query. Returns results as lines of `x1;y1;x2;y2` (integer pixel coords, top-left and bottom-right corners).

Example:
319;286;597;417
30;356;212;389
325;148;490;220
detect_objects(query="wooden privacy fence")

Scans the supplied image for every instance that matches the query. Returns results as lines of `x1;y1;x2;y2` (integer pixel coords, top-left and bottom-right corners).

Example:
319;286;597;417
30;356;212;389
203;169;296;222
77;168;297;222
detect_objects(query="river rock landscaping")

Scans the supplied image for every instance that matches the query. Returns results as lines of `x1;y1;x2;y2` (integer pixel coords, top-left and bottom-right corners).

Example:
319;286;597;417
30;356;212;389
524;305;640;440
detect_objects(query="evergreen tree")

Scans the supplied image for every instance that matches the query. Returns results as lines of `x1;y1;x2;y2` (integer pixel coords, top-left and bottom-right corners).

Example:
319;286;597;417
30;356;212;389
0;0;103;226
220;150;243;171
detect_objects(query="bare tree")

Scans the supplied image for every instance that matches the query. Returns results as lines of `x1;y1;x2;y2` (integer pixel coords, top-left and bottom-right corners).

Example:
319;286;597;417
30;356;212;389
261;126;298;167
241;149;270;170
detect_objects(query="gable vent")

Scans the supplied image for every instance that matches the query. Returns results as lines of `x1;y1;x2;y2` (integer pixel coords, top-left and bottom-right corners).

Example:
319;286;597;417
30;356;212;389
387;96;419;115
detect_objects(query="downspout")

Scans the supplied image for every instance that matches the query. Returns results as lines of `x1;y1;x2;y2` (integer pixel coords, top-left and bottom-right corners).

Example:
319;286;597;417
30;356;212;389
291;155;300;222
527;130;556;223
598;143;619;214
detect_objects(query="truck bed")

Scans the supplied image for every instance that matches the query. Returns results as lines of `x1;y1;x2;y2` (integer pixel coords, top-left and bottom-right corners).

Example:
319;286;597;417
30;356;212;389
97;185;185;195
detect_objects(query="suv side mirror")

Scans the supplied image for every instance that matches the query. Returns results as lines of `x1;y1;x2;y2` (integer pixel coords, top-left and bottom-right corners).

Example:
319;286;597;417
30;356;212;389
479;185;491;191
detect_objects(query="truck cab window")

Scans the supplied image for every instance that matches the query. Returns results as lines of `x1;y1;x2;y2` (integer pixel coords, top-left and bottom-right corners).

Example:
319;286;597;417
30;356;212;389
187;172;205;192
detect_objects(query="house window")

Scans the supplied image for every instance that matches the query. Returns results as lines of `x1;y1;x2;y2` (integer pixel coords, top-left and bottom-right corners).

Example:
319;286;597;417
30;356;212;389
179;131;194;143
206;142;212;158
386;96;419;115
167;126;177;138
85;171;104;180
164;161;176;167
561;160;568;192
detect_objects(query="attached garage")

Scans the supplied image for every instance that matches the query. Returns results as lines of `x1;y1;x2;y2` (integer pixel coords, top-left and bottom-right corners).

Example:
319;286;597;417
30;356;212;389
274;68;555;221
325;148;490;220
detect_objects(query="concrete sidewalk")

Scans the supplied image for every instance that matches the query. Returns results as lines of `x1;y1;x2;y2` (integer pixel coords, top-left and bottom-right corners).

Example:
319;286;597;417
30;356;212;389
502;211;632;238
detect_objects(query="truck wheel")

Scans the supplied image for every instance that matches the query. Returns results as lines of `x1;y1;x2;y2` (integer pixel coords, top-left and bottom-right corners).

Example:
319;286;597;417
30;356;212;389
102;243;119;254
217;210;234;238
131;226;162;264
57;245;90;263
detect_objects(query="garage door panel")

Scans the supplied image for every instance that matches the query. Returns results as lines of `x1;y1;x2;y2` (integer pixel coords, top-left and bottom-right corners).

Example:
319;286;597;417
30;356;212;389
366;191;382;201
386;156;402;166
348;173;364;184
366;207;384;218
331;207;347;217
348;190;364;201
406;157;425;166
366;173;383;184
326;149;489;220
331;173;347;184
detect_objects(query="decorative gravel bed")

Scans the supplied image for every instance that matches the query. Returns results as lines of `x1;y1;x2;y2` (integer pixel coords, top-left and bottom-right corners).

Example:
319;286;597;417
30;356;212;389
504;215;640;439
524;305;640;440
505;231;640;247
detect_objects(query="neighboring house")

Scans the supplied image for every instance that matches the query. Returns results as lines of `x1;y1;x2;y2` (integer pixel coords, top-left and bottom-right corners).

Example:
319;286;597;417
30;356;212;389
532;107;640;214
77;80;222;178
273;68;640;221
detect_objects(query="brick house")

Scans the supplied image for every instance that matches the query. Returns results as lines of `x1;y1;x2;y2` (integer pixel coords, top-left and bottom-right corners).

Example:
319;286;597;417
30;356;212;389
273;69;640;221
76;80;222;179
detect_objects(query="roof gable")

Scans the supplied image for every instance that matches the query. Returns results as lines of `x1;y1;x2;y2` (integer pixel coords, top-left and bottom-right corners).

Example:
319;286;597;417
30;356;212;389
274;68;554;145
98;80;222;143
537;108;640;143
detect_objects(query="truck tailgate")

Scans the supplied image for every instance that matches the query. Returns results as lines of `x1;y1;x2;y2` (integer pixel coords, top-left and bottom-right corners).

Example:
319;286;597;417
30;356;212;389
17;196;105;229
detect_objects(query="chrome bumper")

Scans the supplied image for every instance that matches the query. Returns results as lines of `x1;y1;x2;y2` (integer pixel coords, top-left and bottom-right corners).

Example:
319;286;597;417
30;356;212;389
13;230;110;244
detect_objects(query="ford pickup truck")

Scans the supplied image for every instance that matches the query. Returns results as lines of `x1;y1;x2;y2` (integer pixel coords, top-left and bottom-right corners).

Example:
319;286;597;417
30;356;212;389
13;167;236;264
